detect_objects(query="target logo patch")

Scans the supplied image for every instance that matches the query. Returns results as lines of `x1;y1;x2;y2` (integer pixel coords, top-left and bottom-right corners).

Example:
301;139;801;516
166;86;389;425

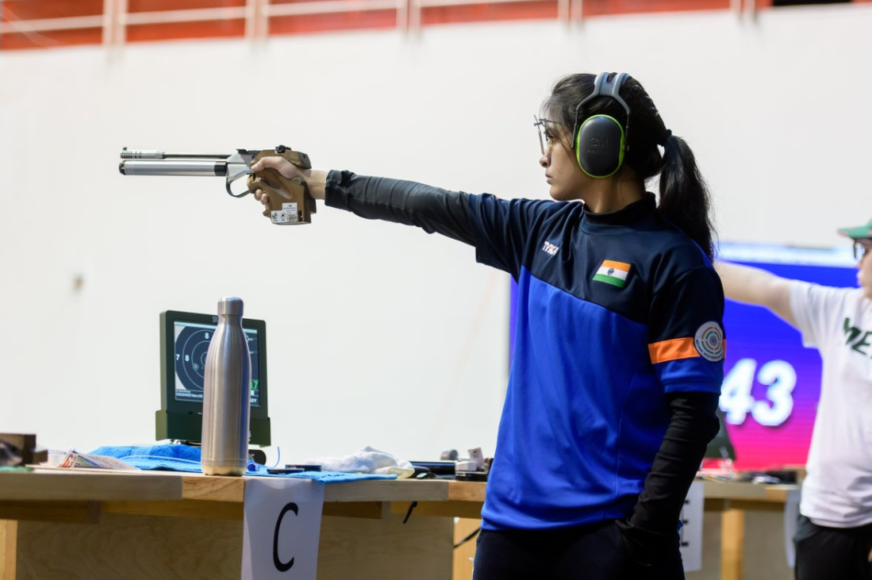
694;322;725;362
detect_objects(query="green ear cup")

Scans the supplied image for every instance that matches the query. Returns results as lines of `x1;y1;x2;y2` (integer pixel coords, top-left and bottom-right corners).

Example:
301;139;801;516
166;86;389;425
574;114;626;178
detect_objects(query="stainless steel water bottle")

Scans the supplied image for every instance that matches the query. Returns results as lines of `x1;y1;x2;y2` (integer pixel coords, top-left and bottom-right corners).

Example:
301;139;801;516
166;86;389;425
201;297;251;476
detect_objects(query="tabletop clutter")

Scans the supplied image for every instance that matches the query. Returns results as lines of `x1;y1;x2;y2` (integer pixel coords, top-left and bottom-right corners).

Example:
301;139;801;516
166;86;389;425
43;444;491;484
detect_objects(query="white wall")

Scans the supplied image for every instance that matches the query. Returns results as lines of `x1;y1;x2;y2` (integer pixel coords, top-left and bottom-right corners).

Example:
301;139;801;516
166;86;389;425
1;4;871;462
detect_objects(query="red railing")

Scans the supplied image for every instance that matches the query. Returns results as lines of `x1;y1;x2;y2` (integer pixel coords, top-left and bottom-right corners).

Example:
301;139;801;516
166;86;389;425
0;0;863;51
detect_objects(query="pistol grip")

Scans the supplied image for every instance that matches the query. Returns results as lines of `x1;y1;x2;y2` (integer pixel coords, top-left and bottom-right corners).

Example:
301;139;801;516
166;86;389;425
248;149;316;225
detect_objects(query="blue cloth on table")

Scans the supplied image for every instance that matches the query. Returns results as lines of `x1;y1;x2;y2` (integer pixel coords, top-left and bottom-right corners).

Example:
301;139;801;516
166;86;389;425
88;445;397;483
90;444;202;472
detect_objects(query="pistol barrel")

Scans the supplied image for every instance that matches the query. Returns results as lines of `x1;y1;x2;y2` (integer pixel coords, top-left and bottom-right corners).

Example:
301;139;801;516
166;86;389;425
118;160;228;177
120;149;229;160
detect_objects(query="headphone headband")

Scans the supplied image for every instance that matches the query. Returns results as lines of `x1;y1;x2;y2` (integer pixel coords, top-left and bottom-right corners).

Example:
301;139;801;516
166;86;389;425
585;72;630;115
573;72;630;139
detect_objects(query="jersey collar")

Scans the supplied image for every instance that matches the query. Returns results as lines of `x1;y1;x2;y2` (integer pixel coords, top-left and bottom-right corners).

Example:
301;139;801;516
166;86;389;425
583;192;656;227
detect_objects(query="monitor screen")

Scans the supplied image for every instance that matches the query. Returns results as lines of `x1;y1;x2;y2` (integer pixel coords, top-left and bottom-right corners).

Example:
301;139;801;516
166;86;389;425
158;310;270;445
508;242;858;470
718;242;857;470
172;321;262;407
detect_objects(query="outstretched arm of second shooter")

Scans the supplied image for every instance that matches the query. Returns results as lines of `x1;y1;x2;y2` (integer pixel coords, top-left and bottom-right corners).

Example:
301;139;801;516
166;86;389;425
714;261;797;327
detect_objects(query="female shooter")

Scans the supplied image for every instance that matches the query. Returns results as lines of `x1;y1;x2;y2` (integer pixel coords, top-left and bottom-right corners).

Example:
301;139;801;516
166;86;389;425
252;72;723;579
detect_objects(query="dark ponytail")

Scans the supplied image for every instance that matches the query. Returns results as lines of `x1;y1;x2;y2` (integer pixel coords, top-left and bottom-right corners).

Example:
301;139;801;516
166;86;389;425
658;134;715;260
542;73;716;260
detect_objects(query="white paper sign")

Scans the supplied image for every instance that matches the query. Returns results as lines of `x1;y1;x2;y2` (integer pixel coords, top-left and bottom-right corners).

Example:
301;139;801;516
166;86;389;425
242;478;325;580
679;481;704;572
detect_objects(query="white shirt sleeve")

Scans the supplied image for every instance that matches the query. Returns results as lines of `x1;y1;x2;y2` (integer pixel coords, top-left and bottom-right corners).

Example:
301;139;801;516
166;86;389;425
790;281;850;349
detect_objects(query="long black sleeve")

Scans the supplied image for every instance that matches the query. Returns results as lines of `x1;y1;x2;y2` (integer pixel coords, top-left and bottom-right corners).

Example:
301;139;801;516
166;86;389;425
325;170;478;245
616;391;720;565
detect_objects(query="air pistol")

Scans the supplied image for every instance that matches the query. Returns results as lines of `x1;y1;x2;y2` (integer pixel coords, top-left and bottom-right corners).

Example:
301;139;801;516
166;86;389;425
119;145;316;225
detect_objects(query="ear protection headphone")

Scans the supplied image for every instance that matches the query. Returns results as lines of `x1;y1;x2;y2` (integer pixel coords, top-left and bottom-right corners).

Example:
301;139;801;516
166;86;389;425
572;72;631;178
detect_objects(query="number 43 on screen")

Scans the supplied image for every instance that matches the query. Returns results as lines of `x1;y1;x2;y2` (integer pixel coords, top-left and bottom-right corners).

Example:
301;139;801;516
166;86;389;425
719;359;796;427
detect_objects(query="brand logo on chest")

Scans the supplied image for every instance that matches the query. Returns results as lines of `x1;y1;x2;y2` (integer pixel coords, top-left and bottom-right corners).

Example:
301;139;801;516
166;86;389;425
541;241;560;256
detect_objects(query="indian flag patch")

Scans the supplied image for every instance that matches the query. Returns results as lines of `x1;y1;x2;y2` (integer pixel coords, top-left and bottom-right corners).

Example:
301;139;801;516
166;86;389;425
593;260;631;288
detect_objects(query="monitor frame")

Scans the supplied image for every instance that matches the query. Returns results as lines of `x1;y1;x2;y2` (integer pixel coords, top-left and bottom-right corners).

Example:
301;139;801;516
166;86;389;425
157;309;271;446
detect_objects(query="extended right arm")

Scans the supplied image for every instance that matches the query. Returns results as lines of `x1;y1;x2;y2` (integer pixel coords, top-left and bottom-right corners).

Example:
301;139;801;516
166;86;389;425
325;171;478;245
250;159;477;244
249;156;552;277
714;261;796;327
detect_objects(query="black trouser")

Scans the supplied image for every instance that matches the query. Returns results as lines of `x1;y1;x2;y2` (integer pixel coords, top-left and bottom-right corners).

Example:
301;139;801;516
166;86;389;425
472;520;684;580
795;516;872;580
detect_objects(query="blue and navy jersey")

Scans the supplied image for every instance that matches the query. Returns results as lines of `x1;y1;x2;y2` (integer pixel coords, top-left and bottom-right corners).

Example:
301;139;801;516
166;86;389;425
464;192;725;530
325;172;725;532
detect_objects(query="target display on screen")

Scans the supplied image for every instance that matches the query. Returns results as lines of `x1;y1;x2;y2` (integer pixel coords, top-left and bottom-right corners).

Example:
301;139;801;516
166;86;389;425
173;322;261;407
158;310;270;445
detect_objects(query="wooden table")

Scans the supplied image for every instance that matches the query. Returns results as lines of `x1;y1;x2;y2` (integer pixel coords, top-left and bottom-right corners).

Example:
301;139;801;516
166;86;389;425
701;480;800;580
0;469;798;580
0;468;465;580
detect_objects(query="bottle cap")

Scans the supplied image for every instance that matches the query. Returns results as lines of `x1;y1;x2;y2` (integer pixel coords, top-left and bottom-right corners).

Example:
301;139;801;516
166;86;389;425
217;297;244;317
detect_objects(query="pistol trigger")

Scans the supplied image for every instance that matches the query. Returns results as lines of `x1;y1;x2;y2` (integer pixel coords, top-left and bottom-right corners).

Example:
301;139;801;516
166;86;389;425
226;169;254;198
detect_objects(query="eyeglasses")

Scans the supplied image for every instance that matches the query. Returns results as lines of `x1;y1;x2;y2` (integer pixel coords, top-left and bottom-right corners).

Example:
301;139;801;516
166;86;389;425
852;239;872;261
533;115;562;155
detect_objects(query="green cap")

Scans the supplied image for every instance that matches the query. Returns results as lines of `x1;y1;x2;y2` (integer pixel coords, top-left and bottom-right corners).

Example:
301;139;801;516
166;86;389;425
838;218;872;240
